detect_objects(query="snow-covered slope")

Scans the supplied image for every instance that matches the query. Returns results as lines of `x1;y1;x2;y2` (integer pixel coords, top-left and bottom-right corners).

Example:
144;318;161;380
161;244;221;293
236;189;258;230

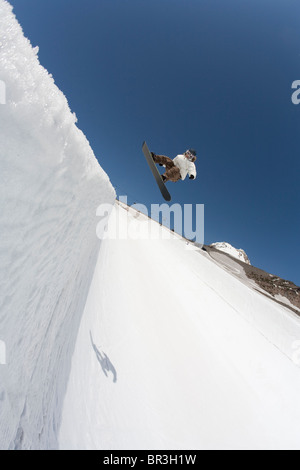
0;0;115;450
210;241;251;265
59;202;300;450
2;0;300;451
204;244;300;316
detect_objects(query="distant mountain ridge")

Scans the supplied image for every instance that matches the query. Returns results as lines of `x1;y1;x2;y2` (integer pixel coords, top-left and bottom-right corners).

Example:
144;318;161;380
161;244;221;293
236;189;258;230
204;243;300;316
210;241;251;265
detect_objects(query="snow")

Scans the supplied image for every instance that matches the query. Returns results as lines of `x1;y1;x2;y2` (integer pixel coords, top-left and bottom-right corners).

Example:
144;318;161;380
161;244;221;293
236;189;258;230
1;0;300;451
211;241;251;265
275;294;300;313
59;203;300;450
0;0;115;450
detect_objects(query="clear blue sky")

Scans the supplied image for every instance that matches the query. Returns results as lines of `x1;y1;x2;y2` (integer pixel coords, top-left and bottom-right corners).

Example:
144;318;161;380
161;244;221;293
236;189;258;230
9;0;300;285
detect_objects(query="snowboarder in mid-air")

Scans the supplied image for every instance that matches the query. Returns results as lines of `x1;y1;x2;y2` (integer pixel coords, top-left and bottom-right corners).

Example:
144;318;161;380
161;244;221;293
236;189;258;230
142;142;197;201
151;148;197;183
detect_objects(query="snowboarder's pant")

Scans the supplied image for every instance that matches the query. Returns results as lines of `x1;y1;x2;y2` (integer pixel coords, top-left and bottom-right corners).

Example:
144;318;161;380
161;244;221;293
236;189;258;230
153;154;181;182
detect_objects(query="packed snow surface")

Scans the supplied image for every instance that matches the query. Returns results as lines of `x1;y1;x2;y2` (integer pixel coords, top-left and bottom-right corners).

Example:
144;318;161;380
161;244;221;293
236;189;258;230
0;0;115;450
59;203;300;450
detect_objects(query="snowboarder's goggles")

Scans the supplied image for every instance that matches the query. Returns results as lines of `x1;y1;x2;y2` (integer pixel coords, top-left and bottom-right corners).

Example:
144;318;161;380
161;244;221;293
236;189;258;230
185;151;196;161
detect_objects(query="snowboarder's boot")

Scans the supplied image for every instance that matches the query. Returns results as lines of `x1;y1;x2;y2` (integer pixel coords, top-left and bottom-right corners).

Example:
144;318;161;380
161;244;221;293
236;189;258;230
152;152;164;166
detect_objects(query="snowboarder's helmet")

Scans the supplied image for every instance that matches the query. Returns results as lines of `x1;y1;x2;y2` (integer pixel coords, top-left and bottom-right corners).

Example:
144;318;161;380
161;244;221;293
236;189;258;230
185;148;197;162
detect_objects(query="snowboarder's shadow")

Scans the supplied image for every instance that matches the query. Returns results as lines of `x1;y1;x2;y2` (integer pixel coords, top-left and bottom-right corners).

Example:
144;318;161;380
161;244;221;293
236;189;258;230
89;331;117;383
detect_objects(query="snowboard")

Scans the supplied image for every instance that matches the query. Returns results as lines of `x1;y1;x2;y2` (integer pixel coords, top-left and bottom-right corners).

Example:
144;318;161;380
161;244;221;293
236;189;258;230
142;141;171;201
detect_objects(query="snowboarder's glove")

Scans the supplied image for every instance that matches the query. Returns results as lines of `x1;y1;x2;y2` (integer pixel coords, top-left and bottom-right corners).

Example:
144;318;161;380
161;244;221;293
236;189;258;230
189;175;195;180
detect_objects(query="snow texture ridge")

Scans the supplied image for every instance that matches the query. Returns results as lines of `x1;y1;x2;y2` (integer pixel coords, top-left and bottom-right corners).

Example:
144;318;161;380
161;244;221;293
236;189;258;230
0;0;115;450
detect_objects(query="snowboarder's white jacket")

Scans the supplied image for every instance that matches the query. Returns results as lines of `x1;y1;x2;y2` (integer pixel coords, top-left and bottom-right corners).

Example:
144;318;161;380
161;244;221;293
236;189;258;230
173;154;197;181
